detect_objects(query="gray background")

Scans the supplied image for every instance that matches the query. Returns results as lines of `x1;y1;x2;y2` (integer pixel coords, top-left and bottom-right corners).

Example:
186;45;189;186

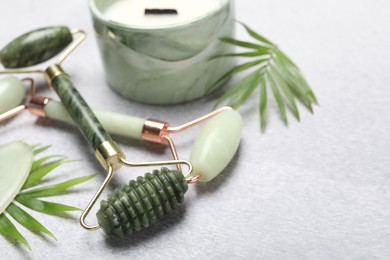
1;0;389;259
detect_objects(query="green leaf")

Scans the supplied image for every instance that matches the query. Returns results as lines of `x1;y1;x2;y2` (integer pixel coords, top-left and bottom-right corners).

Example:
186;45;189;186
0;214;30;250
214;69;261;108
23;160;68;189
271;67;300;121
220;37;270;54
208;59;267;93
259;79;267;128
20;174;97;198
210;52;269;60
230;72;261;108
272;57;313;111
238;22;274;46
268;74;288;124
213;23;317;126
31;155;66;172
275;49;318;103
15;196;80;214
32;145;51;156
6;203;56;240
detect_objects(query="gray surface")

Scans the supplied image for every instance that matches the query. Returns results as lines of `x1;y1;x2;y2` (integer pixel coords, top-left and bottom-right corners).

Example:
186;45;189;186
1;0;389;259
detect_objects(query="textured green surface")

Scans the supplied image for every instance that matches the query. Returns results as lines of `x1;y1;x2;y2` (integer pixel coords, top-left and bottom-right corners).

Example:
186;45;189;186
97;168;188;236
0;26;72;68
52;74;113;150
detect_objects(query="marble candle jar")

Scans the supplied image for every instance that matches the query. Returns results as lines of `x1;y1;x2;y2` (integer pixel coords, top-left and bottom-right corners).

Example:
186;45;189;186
88;0;234;104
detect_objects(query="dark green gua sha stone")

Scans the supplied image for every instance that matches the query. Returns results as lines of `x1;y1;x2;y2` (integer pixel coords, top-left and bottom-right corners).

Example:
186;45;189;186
0;26;72;68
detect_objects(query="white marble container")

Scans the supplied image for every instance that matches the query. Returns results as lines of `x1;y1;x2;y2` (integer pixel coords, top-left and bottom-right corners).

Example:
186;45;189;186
89;0;234;104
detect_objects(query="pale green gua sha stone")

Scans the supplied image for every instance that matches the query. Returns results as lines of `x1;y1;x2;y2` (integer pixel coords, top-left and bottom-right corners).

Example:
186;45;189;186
0;26;72;68
0;77;25;115
0;141;33;214
190;109;242;182
45;99;145;140
89;0;235;104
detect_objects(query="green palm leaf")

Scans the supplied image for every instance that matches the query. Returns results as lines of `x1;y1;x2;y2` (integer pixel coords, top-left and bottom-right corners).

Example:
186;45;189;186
208;59;267;93
6;203;56;240
23;160;66;189
212;22;317;127
259;79;267;128
0;144;94;249
32;145;51;156
31;155;65;171
15;196;80;214
20;174;96;198
0;214;31;250
268;74;288;124
271;67;300;120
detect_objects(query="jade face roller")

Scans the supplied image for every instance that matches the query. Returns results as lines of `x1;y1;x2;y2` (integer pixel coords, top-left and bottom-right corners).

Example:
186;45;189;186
0;26;242;236
0;26;194;234
0;76;242;183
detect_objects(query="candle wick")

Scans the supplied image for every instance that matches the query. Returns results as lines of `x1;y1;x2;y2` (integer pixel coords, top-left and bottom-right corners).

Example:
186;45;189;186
145;9;178;15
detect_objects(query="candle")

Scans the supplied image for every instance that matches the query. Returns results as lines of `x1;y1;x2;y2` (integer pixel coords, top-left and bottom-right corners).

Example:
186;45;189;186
89;0;234;104
104;0;226;28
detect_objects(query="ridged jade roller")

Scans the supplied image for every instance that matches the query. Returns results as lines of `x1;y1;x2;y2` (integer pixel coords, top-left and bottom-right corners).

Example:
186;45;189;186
0;141;33;214
190;109;242;182
96;168;188;236
0;77;25;115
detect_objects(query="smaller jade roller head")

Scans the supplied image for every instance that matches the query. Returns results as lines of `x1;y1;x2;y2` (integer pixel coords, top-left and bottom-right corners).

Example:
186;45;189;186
0;26;73;68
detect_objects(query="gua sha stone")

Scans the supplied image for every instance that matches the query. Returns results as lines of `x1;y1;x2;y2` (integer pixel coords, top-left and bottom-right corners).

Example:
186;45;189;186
0;141;33;214
0;77;25;115
0;26;72;68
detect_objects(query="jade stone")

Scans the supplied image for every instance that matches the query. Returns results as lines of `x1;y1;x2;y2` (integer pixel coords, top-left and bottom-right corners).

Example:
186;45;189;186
0;141;33;214
97;168;188;236
52;74;113;150
0;26;72;68
190;109;242;182
45;100;145;140
0;77;25;114
89;0;235;104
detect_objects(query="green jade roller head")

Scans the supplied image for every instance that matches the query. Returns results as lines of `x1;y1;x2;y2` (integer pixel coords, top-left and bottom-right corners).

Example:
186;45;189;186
0;26;242;237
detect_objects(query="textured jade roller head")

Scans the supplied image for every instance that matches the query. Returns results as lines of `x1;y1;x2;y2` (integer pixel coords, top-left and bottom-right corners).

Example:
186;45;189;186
0;26;242;237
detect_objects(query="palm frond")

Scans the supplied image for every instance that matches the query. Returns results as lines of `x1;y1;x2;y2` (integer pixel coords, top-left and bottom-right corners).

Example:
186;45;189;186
0;214;31;250
212;22;317;128
0;144;94;249
6;203;56;240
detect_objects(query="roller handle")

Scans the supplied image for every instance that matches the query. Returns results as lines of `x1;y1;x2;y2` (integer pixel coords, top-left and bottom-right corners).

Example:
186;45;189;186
51;74;113;150
45;99;145;140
